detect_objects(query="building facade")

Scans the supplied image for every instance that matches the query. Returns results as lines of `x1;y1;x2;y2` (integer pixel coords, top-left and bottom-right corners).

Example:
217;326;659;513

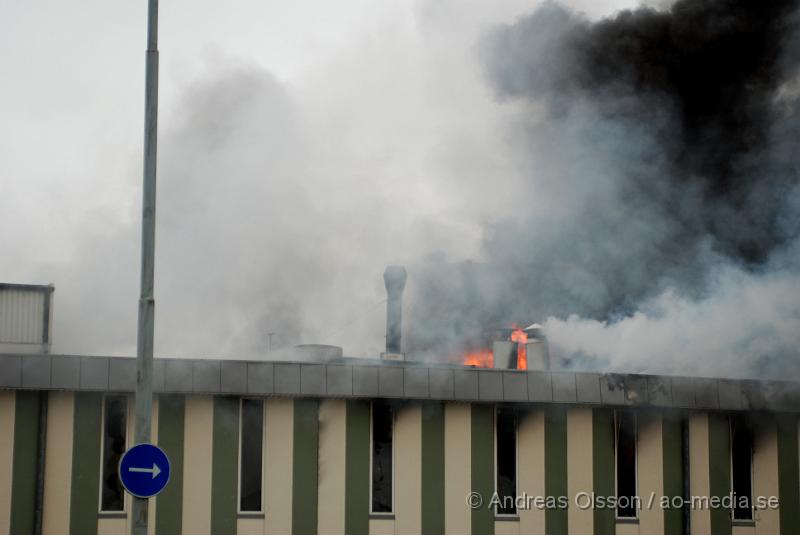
1;354;799;535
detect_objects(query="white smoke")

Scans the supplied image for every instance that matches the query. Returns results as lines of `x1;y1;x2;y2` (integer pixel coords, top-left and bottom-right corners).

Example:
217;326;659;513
545;265;800;378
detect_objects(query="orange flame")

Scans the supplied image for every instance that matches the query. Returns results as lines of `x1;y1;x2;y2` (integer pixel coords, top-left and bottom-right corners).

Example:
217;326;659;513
511;328;528;370
459;326;530;369
463;349;493;368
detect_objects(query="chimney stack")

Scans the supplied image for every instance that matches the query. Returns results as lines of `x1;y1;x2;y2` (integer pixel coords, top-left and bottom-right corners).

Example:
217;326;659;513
382;266;407;360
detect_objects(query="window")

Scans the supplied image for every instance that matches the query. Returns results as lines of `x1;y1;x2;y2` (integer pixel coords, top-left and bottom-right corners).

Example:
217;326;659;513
731;417;753;521
100;395;127;512
371;402;394;513
239;398;264;513
615;411;637;519
495;408;517;515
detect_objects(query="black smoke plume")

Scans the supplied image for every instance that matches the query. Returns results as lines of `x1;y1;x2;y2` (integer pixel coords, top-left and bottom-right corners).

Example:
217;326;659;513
407;0;800;374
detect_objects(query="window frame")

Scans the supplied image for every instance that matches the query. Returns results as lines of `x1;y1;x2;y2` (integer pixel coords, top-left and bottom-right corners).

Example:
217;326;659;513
614;410;638;520
237;397;265;515
493;406;519;518
98;393;129;514
369;401;395;515
729;416;755;522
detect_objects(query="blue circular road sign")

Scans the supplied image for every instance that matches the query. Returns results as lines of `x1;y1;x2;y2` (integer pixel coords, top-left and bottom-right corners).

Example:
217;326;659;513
119;443;170;498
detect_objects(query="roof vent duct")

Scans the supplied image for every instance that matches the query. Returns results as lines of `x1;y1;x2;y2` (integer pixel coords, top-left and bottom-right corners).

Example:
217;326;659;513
524;323;550;371
382;266;407;360
0;283;54;354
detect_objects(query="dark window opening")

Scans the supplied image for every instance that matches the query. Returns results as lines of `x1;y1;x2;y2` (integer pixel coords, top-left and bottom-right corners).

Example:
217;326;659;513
616;411;637;519
731;417;753;521
495;408;517;515
100;395;127;512
371;402;393;513
681;417;691;535
239;398;264;512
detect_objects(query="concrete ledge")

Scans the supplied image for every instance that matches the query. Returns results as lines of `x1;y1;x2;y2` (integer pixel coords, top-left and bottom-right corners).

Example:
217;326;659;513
193;361;221;393
22;356;51;389
221;361;247;393
693;378;719;409
453;369;479;400
429;368;454;400
274;364;300;395
404;368;429;399
576;373;601;403
300;364;325;396
478;371;503;401
671;377;695;408
503;372;528;401
552;373;577;403
647;377;672;407
326;365;353;397
246;363;273;395
1;353;799;412
165;360;192;392
378;366;404;398
353;366;378;397
80;357;109;390
528;372;553;402
0;355;22;388
109;358;136;391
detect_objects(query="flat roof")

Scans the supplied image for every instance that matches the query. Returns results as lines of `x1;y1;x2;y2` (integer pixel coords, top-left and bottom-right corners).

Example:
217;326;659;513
0;283;54;292
1;353;799;412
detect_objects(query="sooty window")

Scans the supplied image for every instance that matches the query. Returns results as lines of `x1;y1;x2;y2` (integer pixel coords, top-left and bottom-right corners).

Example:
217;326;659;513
731;416;754;521
495;408;518;515
615;411;637;519
371;401;394;513
239;398;264;513
100;395;127;512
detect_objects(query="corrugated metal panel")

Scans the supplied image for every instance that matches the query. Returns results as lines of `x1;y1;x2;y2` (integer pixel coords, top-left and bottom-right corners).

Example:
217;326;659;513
0;288;46;344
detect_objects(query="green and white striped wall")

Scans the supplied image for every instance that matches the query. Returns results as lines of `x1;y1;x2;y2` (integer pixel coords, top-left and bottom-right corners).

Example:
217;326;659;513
1;390;799;535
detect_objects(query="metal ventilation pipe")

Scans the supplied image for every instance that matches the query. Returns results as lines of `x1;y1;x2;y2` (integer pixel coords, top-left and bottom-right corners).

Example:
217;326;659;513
524;324;550;371
383;266;407;359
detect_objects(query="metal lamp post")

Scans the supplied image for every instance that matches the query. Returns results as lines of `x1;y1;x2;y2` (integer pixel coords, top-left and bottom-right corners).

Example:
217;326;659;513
131;0;159;533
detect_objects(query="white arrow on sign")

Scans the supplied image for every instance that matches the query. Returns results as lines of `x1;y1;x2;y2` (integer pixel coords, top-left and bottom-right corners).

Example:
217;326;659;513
128;463;162;479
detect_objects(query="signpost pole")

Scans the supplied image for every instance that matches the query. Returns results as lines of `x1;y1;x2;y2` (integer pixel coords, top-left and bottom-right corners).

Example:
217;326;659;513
132;0;159;533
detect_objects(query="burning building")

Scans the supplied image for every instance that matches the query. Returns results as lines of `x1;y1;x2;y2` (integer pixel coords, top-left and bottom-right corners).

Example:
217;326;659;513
1;0;798;532
1;276;799;535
